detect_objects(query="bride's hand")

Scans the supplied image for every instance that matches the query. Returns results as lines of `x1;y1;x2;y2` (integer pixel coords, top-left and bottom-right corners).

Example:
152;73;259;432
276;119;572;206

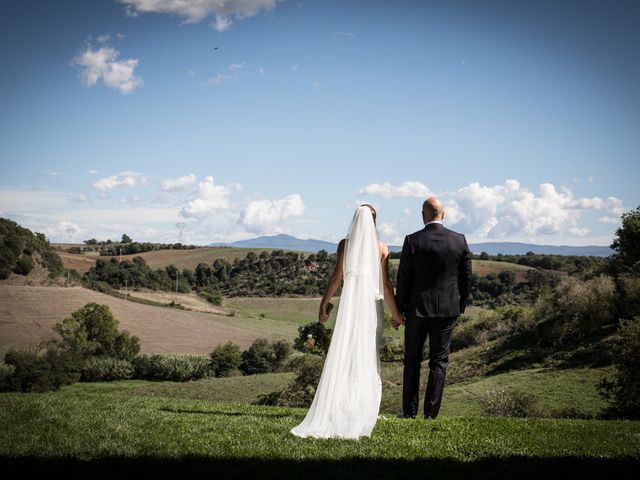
391;312;403;329
318;303;329;323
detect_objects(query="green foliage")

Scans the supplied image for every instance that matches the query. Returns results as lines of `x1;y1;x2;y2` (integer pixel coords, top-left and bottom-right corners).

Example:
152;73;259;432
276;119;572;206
380;332;404;362
451;306;533;351
293;321;333;354
598;316;640;419
2;342;83;392
209;341;242;377
132;353;214;381
610;205;640;274
254;353;325;407
198;287;223;305
0;217;62;279
12;253;34;275
478;387;537;417
240;337;293;375
80;355;134;382
53;302;141;361
534;275;617;347
121;233;132;243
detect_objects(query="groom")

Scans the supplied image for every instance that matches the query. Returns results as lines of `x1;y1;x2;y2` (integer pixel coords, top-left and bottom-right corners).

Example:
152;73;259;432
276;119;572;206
394;197;473;419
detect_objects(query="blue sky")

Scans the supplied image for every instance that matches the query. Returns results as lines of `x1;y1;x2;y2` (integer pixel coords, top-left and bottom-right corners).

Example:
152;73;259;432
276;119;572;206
1;0;638;246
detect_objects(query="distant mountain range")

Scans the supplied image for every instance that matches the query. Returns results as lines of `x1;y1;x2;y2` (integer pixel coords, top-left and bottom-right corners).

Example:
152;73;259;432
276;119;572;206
209;234;613;257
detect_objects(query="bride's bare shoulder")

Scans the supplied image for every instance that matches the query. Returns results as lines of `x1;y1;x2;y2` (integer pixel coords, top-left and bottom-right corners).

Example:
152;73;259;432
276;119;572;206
378;240;389;257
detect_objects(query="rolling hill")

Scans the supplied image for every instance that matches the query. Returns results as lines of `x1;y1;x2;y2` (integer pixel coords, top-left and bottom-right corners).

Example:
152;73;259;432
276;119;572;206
210;234;613;256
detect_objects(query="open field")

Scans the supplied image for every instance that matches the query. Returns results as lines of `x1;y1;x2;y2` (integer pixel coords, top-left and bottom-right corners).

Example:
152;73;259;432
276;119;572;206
1;377;638;479
0;285;299;359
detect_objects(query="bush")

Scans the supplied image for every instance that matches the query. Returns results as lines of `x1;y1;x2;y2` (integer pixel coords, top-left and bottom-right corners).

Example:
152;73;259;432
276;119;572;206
380;332;404;362
451;306;533;351
255;353;325;407
13;253;34;275
2;342;83;392
80;355;134;382
0;362;16;391
198;289;222;306
209;341;242;377
478;388;536;417
132;353;214;381
293;322;333;355
534;275;617;347
53;302;140;360
598;316;640;419
240;337;292;375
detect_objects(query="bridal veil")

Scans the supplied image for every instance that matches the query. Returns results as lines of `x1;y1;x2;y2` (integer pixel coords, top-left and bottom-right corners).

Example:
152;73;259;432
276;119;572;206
290;205;384;439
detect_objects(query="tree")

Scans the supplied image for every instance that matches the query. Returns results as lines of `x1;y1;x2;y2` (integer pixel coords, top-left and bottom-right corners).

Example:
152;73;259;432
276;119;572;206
611;205;640;274
121;234;132;243
209;341;242;377
53;302;140;360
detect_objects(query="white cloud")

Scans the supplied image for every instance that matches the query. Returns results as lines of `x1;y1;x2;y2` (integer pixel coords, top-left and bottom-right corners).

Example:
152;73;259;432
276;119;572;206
119;195;142;207
186;69;195;76
204;62;246;86
43;220;87;242
67;193;92;205
357;181;430;199
447;179;627;239
180;176;235;219
70;43;143;94
117;0;276;32
92;174;137;191
88;169;100;174
161;174;197;192
97;33;111;43
257;65;264;75
240;194;305;234
378;222;403;245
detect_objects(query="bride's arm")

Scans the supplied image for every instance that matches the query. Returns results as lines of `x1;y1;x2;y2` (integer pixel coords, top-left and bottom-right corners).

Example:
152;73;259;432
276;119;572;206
380;241;403;328
318;239;345;323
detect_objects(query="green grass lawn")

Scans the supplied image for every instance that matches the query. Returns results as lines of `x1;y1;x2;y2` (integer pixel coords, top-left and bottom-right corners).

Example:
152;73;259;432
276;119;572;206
1;384;638;479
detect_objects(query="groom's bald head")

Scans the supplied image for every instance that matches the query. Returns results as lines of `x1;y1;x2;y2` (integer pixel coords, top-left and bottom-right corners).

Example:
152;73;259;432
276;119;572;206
422;197;444;223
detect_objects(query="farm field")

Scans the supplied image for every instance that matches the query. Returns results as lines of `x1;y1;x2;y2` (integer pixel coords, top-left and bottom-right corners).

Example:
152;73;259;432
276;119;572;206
0;285;298;359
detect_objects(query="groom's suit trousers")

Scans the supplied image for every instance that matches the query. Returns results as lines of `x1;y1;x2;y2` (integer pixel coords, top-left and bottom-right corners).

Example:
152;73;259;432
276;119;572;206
402;315;457;419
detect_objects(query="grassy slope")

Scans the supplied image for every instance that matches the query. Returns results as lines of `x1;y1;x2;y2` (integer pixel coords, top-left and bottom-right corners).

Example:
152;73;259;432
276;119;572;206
1;386;638;479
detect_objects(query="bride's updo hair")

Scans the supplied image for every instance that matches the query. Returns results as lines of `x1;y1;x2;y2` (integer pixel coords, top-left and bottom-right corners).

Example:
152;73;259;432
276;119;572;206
359;203;376;222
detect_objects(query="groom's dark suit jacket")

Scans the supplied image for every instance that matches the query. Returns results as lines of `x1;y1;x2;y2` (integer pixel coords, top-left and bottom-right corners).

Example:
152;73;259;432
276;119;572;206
395;222;473;319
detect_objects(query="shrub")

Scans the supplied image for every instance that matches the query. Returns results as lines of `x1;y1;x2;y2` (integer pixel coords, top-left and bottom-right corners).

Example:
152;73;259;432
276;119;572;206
478;388;536;417
2;342;83;392
132;353;214;381
209;341;242;377
80;355;134;382
240;337;292;375
198;289;222;306
534;275;617;347
0;362;16;391
53;302;140;360
380;332;404;362
598;316;640;419
293;322;333;355
255;353;325;407
13;253;34;275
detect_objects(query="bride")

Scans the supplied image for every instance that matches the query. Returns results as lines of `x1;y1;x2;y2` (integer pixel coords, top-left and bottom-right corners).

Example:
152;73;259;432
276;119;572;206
290;203;403;439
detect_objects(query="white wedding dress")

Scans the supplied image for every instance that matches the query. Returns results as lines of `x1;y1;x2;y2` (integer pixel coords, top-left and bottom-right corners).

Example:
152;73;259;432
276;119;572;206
290;205;385;440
